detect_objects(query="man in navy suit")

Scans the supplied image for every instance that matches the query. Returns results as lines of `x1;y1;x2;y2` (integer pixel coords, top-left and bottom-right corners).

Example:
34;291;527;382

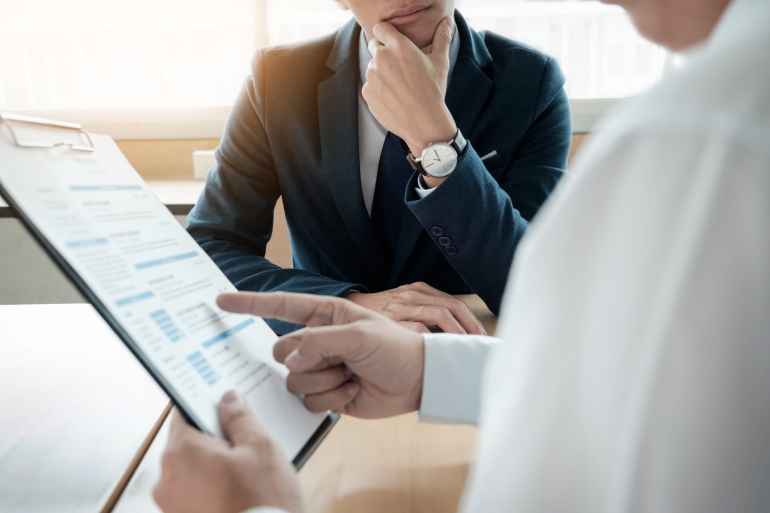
187;0;571;335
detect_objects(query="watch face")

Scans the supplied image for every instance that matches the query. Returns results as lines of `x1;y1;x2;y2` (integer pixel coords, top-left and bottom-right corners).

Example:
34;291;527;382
421;143;458;177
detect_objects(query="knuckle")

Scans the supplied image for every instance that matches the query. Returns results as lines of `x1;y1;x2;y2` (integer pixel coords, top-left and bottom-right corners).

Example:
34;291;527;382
303;396;324;412
223;407;250;427
285;373;301;394
428;306;451;321
273;341;290;362
253;434;276;455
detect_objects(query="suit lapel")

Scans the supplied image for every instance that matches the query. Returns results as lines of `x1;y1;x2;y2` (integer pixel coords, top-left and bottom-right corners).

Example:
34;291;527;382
388;14;494;286
319;20;390;286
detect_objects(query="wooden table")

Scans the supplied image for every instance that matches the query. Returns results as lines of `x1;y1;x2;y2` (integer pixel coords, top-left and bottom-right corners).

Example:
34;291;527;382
0;304;170;513
113;295;495;513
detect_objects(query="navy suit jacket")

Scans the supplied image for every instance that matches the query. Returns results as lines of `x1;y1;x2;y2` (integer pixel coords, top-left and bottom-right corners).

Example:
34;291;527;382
188;12;571;334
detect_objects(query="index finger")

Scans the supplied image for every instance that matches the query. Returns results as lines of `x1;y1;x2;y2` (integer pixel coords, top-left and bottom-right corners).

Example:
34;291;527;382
368;36;384;58
217;291;369;327
372;21;409;47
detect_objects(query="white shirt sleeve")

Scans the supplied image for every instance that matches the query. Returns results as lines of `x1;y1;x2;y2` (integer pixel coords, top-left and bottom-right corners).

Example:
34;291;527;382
418;333;499;424
414;175;438;199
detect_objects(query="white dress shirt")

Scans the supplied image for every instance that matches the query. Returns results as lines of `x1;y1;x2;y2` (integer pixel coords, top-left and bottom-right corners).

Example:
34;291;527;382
246;0;770;511
357;28;461;214
423;0;770;511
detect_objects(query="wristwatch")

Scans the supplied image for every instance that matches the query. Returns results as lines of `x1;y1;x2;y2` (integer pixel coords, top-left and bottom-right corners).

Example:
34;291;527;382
406;128;467;178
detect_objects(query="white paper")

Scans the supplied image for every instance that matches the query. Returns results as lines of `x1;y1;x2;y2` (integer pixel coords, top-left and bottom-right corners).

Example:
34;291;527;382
0;124;326;461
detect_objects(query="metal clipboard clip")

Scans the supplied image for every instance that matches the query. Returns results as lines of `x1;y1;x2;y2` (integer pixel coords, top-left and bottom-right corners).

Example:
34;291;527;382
0;113;96;152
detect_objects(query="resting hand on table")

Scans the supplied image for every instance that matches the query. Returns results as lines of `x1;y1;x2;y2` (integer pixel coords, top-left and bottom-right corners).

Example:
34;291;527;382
344;282;486;336
217;291;426;418
153;391;302;513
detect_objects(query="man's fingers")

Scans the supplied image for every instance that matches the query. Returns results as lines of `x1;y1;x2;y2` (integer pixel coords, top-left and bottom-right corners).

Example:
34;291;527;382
395;290;486;335
217;291;367;327
303;382;359;413
275;330;345;372
437;297;486;336
388;301;466;334
372;21;409;47
367;36;384;59
415;305;466;334
274;332;302;364
407;284;486;335
430;16;454;60
280;324;365;373
217;391;268;446
400;321;431;333
286;365;351;396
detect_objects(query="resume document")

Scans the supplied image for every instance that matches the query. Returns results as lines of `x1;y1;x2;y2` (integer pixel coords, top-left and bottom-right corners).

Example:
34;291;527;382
0;122;330;462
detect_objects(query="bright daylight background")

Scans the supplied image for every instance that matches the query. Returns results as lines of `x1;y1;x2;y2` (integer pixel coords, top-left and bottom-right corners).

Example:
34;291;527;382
0;0;668;111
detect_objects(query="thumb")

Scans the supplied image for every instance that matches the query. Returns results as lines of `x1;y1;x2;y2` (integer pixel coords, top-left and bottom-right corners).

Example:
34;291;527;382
430;16;454;62
218;390;268;446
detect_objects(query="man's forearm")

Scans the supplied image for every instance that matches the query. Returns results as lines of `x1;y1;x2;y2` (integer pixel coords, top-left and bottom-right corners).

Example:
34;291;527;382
419;332;500;424
406;144;528;315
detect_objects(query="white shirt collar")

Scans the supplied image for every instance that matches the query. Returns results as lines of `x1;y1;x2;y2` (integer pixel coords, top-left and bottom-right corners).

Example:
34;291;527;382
358;24;461;85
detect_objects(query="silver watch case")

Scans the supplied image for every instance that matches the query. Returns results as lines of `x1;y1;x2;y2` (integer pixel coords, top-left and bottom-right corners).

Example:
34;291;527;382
406;129;467;178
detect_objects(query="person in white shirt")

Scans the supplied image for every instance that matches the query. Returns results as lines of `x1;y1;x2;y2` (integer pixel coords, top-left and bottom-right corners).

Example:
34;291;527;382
153;0;770;511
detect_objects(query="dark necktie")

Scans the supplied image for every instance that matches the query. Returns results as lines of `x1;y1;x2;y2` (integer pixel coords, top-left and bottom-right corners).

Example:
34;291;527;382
371;132;413;261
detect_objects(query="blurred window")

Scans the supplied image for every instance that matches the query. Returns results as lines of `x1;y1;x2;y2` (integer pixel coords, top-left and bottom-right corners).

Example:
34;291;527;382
0;0;667;110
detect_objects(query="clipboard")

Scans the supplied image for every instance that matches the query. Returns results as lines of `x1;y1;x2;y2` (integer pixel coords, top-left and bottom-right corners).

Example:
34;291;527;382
0;113;338;469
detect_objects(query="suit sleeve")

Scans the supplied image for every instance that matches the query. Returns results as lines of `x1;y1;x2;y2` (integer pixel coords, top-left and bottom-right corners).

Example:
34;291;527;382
187;49;366;334
405;58;571;314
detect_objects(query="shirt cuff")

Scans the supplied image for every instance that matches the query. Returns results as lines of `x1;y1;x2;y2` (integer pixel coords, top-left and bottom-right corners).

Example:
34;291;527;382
418;333;499;424
414;174;438;198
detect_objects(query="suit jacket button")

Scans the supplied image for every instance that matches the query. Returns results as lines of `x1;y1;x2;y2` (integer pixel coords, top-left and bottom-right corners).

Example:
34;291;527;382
444;246;457;256
430;226;444;237
438;237;451;246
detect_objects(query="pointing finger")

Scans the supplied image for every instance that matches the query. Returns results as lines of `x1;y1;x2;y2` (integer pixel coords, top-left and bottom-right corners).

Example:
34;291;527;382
217;292;369;328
